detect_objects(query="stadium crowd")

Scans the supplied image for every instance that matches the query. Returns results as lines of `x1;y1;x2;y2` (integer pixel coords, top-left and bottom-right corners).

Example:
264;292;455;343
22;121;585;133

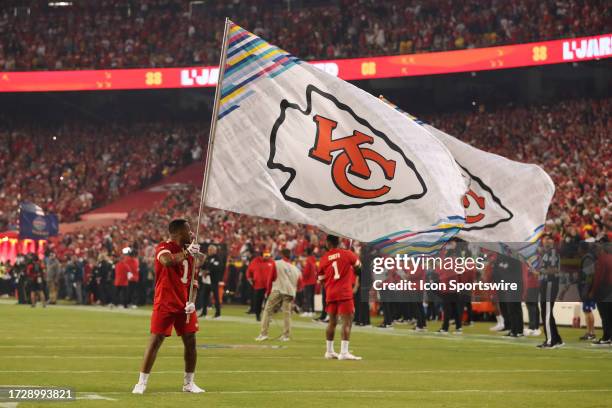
0;121;204;230
0;0;608;71
1;97;609;316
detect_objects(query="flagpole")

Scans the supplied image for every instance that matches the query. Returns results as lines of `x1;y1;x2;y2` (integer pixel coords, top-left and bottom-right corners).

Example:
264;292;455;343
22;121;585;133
187;17;231;322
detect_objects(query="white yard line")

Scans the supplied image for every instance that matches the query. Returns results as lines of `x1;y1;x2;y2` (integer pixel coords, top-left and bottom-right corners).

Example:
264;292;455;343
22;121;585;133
0;369;606;374
78;393;116;401
75;388;612;395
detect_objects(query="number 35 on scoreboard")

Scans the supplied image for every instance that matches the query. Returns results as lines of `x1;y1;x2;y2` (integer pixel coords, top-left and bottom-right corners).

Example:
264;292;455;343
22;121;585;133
145;71;163;86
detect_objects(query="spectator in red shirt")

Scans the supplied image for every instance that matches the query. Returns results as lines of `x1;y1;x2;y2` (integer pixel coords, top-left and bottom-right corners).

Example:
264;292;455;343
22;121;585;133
123;248;141;308
300;247;317;317
246;250;275;321
114;255;130;308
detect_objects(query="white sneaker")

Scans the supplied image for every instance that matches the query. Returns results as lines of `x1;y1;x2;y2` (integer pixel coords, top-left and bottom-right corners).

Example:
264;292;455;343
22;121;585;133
324;351;339;359
182;382;205;393
255;335;268;341
489;323;505;332
524;328;533;336
531;329;541;336
338;352;362;360
279;335;290;342
132;383;146;394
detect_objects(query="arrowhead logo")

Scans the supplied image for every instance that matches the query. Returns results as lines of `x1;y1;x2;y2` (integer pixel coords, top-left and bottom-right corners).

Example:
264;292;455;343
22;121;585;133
458;164;513;230
268;85;427;210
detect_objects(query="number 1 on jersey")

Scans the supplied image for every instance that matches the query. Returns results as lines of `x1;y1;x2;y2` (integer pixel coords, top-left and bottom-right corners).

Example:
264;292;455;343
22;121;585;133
180;259;189;284
332;260;340;280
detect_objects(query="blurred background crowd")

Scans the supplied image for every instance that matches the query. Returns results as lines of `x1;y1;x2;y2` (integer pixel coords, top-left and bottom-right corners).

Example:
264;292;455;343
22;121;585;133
0;0;608;70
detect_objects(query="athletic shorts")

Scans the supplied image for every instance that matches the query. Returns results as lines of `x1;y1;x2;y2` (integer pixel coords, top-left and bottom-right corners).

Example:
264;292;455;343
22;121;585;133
151;309;199;337
326;298;354;316
28;280;42;292
582;301;596;313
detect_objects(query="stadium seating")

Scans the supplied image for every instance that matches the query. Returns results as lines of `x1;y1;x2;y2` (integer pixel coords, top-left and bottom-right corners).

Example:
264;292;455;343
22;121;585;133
36;97;610;263
0;0;608;70
0;121;203;229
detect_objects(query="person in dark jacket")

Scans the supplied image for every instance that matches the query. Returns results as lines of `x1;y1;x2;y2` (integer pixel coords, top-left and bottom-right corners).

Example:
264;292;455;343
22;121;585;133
537;235;563;348
199;244;225;319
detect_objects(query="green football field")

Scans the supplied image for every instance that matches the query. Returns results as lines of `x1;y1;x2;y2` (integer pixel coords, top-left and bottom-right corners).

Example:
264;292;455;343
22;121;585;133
0;301;610;408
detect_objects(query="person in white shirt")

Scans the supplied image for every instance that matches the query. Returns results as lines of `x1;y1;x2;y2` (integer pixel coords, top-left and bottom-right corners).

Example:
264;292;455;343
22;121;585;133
255;249;301;342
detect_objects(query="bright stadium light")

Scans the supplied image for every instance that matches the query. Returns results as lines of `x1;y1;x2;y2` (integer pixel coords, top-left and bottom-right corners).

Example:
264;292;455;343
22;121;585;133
48;2;73;7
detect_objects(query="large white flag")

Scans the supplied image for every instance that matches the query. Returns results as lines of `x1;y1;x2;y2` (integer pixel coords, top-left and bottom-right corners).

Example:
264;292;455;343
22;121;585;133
204;22;467;244
380;97;554;244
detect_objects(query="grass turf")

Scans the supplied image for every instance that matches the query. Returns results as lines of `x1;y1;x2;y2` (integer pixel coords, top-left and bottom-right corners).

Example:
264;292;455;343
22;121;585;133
0;301;610;407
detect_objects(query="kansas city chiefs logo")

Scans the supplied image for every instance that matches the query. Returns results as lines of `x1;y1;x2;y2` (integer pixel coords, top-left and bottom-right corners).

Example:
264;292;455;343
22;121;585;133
458;164;513;230
268;85;426;210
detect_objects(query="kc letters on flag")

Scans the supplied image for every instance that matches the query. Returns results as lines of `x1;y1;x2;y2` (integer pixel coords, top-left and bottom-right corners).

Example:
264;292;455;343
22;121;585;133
204;21;554;247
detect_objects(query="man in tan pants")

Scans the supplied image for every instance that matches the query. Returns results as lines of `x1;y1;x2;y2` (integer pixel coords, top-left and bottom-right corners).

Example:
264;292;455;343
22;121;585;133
255;249;301;342
45;252;61;304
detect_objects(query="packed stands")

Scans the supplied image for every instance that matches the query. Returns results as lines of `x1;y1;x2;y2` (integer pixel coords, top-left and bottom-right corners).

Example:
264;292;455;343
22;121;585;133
0;120;204;229
1;0;608;71
31;97;610;266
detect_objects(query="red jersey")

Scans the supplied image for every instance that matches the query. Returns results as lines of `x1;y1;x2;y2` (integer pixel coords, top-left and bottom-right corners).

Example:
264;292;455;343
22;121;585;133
154;241;197;313
301;255;317;286
26;262;45;282
318;248;358;302
124;256;140;282
246;257;275;290
114;261;129;287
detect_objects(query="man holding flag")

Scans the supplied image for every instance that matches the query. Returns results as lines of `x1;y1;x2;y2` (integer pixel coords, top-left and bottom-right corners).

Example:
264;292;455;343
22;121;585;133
132;219;204;394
